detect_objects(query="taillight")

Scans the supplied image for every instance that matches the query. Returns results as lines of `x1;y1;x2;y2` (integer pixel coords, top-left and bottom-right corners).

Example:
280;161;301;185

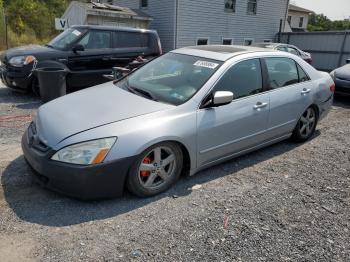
330;83;336;93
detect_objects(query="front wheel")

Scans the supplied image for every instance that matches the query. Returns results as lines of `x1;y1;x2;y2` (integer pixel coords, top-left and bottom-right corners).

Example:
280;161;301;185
292;107;318;142
126;142;183;197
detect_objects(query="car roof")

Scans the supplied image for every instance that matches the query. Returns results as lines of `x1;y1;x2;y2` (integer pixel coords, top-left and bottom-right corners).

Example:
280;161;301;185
71;25;157;34
253;42;292;48
171;45;272;61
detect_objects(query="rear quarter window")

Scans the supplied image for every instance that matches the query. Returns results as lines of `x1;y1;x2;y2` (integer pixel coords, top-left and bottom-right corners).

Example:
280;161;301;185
113;32;150;48
297;63;310;82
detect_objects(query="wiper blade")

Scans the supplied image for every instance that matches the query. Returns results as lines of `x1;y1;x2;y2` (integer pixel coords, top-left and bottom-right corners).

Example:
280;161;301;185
129;86;158;101
133;87;158;101
121;79;158;101
45;44;54;48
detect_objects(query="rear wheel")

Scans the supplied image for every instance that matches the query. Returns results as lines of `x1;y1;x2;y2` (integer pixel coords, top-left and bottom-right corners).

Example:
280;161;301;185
292;107;318;142
127;142;183;197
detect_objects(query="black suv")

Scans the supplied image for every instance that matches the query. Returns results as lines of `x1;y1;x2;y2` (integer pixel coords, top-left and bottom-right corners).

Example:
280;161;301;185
0;25;162;93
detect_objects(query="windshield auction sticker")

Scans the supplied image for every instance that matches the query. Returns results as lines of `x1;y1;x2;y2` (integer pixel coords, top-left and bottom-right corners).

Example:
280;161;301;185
194;61;219;69
72;30;82;36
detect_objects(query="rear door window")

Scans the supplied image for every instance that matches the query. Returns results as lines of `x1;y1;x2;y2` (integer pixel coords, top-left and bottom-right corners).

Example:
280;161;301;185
214;58;263;99
265;57;299;89
78;30;112;49
113;32;149;48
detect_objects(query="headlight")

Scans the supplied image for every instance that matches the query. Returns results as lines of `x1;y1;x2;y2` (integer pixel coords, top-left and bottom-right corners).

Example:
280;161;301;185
51;137;117;165
9;55;36;67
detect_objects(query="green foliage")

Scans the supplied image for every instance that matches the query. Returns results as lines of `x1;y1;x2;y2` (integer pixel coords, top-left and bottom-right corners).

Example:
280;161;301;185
308;13;350;31
1;0;69;49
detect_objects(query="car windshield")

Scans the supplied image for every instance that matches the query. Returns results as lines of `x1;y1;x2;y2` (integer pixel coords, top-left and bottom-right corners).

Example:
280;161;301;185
117;53;223;105
47;28;87;49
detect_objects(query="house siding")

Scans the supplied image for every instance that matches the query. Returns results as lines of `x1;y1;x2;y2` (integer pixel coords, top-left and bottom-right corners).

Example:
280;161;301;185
114;0;175;52
62;2;87;26
111;0;289;50
176;0;289;48
287;10;309;30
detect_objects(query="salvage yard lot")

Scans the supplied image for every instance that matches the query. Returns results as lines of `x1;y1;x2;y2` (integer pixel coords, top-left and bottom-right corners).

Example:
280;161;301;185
0;83;349;261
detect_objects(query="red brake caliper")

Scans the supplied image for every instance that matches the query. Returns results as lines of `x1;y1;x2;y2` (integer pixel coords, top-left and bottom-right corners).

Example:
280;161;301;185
140;157;152;177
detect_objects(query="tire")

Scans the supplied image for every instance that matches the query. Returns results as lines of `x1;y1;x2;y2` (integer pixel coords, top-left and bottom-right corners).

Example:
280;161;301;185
292;106;318;142
126;142;183;197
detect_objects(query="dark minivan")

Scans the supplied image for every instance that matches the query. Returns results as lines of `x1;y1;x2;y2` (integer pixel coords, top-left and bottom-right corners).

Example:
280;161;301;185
0;25;162;93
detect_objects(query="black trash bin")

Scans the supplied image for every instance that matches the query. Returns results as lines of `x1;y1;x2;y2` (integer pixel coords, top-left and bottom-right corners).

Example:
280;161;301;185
35;67;68;102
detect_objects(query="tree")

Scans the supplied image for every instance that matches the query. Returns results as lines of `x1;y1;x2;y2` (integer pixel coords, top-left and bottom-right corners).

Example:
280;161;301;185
4;0;69;39
308;13;350;31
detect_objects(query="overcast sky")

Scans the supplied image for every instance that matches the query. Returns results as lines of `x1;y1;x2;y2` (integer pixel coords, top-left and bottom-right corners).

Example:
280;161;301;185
292;0;350;20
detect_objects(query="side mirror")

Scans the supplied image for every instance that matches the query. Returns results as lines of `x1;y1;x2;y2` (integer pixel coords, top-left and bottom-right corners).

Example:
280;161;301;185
346;59;350;64
201;91;234;108
72;44;84;53
213;91;234;106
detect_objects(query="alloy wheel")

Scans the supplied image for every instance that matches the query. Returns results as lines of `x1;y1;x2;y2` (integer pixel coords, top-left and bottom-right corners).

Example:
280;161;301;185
299;107;316;138
138;146;177;190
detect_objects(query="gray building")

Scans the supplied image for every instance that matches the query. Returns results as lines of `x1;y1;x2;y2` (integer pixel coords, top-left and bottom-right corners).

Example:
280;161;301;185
102;0;290;52
62;1;152;30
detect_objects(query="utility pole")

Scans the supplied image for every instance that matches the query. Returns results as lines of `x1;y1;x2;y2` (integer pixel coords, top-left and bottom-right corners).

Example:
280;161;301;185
2;6;7;49
5;11;8;49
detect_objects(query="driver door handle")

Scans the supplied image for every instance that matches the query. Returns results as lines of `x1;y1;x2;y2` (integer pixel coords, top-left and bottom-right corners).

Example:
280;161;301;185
254;102;268;110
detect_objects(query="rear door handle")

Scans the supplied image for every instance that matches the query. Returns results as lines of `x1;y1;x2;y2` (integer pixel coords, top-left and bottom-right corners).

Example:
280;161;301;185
301;88;311;94
254;102;268;110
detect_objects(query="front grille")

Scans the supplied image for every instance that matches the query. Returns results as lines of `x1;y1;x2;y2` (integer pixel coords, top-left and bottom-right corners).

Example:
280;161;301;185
28;121;50;152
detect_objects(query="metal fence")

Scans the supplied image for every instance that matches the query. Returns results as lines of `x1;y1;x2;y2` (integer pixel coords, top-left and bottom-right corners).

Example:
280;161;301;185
280;31;350;72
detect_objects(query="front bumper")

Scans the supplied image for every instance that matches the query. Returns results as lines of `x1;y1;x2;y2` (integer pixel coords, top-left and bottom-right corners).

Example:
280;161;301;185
335;78;350;95
0;64;32;90
21;130;136;200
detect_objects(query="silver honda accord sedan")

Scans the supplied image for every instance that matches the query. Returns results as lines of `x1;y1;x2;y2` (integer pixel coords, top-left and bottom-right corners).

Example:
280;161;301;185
22;45;335;199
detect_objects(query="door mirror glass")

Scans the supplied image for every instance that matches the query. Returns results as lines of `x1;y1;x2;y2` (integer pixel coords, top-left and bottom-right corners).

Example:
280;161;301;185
72;44;85;53
346;59;350;64
212;91;234;106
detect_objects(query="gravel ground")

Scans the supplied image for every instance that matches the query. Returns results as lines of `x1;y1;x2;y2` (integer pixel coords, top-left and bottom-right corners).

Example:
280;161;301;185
0;83;349;262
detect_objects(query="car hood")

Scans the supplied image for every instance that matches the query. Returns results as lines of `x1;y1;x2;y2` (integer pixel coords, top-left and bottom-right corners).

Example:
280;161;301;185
1;45;57;61
335;64;350;79
36;82;174;146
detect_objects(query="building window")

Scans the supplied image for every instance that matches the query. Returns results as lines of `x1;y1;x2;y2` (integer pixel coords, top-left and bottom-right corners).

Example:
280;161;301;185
244;38;254;46
197;38;209;45
140;0;148;8
247;0;257;15
224;0;236;12
299;17;304;27
287;16;292;25
222;38;233;45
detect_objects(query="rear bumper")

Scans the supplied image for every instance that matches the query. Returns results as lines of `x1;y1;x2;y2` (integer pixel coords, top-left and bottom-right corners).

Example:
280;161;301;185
21;130;136;200
318;94;333;121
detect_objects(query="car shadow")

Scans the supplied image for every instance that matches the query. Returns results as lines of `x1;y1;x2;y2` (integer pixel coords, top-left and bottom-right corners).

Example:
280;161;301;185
333;95;350;109
0;86;40;105
1;131;320;227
